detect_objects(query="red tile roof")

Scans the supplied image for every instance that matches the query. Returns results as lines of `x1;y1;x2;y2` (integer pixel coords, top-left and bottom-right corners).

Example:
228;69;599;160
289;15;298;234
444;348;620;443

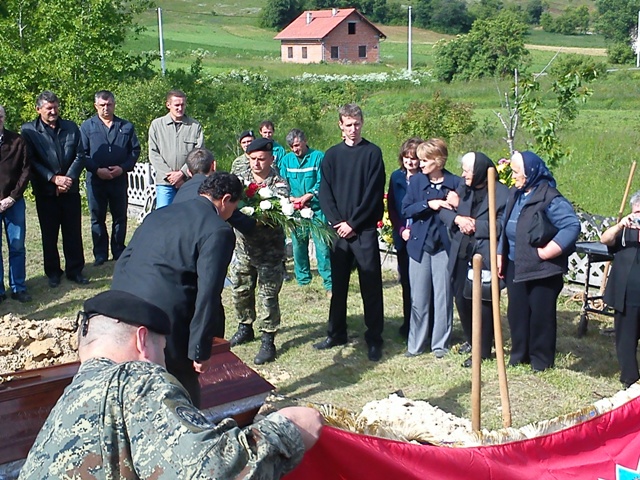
274;8;385;40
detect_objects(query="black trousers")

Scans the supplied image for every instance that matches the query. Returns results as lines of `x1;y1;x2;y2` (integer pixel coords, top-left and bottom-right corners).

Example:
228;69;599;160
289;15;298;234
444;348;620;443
453;257;494;358
166;357;201;408
615;305;640;386
327;229;384;347
505;260;563;370
397;246;412;332
35;193;85;279
86;175;128;261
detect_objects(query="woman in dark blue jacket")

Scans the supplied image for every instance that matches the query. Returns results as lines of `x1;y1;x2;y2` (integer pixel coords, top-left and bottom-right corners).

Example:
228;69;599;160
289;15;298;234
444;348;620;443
387;137;422;338
498;151;580;372
401;138;460;357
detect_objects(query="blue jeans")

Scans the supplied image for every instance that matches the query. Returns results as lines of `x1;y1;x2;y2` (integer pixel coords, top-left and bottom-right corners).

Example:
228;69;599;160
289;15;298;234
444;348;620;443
155;185;177;209
0;198;27;294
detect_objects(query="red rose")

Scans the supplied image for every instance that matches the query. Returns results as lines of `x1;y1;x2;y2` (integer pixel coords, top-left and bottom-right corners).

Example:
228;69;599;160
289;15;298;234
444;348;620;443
293;201;302;210
377;221;384;228
246;183;260;198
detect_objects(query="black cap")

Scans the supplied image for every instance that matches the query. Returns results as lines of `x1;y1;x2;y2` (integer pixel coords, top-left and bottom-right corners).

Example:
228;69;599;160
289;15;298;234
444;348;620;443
238;130;255;142
246;137;273;154
82;290;171;335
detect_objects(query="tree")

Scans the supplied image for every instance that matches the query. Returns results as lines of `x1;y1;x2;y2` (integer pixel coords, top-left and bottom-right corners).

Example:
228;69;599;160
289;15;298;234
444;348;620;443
0;0;154;127
526;0;546;25
260;0;302;30
434;11;530;82
468;0;504;21
541;6;590;35
596;0;640;43
414;0;473;34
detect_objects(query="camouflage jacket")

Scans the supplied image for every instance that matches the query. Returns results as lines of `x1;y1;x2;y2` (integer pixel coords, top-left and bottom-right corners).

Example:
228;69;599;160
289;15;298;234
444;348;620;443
231;163;290;266
19;358;305;480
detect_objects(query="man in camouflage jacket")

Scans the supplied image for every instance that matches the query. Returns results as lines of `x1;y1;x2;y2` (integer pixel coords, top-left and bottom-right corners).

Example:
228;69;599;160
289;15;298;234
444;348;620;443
229;137;290;365
19;290;322;480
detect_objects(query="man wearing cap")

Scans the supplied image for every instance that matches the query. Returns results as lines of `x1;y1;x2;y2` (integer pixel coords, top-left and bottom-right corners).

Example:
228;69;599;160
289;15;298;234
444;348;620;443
19;290;323;479
231;129;255;174
148;89;203;209
111;172;239;407
229;137;290;365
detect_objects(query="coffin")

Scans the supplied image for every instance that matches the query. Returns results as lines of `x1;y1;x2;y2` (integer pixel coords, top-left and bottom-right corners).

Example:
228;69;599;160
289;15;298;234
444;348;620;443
0;338;273;473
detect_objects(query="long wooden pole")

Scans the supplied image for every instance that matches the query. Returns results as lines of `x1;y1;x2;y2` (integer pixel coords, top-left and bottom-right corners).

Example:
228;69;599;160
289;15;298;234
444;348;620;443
488;167;512;427
471;253;483;431
599;161;637;294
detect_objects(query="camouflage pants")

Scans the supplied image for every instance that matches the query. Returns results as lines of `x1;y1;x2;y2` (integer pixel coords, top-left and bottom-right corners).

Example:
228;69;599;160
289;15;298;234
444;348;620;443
230;254;284;333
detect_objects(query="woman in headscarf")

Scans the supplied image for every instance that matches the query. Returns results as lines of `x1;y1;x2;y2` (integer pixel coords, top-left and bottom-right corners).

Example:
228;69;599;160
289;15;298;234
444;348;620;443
441;152;509;368
387;137;422;339
498;151;580;372
401;138;460;358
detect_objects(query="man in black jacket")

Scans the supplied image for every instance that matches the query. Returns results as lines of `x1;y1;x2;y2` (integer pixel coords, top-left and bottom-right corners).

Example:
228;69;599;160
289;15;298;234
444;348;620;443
80;90;141;266
111;172;241;407
316;104;386;361
21;91;88;287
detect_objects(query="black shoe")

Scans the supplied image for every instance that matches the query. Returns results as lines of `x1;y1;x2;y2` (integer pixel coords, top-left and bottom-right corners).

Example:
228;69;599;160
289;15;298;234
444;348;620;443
458;342;472;355
313;336;347;350
11;291;32;303
398;325;409;339
368;344;382;362
254;333;276;365
68;274;89;285
229;324;255;347
462;356;472;368
93;257;106;267
48;276;61;288
0;293;6;303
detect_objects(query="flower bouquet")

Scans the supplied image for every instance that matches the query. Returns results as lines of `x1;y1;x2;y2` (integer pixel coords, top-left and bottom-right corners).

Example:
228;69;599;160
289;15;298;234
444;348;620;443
239;183;335;246
377;195;394;252
496;158;515;187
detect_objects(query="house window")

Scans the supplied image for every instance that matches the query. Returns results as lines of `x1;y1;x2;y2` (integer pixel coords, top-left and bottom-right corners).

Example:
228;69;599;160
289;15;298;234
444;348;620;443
359;45;367;58
348;22;356;34
330;46;339;59
302;47;307;59
287;47;293;58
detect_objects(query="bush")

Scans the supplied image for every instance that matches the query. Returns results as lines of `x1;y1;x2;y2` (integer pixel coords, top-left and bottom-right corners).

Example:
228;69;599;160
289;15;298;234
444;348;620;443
541;6;590;35
398;92;476;145
549;54;608;79
414;0;473;34
607;42;636;64
434;11;530;82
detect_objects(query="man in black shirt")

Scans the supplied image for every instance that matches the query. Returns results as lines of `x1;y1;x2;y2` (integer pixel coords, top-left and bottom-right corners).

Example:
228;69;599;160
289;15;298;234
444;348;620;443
316;104;386;361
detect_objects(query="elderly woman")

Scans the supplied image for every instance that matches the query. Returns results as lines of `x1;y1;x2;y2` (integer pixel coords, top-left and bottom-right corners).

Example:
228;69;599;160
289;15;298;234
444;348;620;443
498;151;580;372
401;139;460;357
441;152;509;368
387;137;422;338
601;191;640;388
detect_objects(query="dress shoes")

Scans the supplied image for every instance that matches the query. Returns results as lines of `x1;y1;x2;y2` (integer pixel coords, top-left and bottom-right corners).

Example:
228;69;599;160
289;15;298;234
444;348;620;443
68;274;89;285
313;336;347;350
11;291;32;303
462;356;473;368
48;276;61;288
367;344;382;362
93;257;107;267
458;342;472;355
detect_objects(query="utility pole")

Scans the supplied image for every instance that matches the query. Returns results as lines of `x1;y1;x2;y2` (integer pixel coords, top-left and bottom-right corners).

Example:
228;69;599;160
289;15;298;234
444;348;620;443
637;10;640;68
158;7;166;76
408;5;412;73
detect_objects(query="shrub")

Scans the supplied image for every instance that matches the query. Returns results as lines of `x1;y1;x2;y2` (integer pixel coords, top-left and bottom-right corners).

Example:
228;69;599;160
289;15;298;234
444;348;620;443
607;42;636;64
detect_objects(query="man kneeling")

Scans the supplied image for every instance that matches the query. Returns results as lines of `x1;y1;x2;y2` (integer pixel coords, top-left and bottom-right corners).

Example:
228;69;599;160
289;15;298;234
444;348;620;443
19;290;322;479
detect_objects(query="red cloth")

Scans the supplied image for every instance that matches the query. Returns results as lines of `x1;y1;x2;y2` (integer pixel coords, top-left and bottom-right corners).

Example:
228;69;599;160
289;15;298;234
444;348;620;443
285;394;640;479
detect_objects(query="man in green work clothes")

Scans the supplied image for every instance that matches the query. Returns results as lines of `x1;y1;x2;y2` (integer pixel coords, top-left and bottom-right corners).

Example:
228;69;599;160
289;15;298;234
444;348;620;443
229;137;290;365
279;129;332;294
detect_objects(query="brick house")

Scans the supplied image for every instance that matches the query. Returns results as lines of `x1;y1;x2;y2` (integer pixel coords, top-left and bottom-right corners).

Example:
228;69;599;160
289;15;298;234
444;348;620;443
274;8;386;64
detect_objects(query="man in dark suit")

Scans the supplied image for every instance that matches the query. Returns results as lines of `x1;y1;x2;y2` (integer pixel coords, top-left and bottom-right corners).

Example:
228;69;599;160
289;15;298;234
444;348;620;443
111;172;241;407
21;91;88;287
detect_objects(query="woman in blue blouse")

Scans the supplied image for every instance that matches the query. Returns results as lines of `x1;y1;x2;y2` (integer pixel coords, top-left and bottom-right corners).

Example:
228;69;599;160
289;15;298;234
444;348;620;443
498;151;580;372
387;137;422;338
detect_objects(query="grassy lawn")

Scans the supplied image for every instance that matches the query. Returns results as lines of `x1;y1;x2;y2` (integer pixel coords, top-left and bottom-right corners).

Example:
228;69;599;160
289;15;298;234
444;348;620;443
0;204;624;431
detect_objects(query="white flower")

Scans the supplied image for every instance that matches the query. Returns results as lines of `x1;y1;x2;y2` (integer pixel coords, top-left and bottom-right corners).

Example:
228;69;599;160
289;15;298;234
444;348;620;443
280;197;291;205
300;208;314;219
259;200;273;210
258;187;274;199
240;206;255;216
281;203;295;216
